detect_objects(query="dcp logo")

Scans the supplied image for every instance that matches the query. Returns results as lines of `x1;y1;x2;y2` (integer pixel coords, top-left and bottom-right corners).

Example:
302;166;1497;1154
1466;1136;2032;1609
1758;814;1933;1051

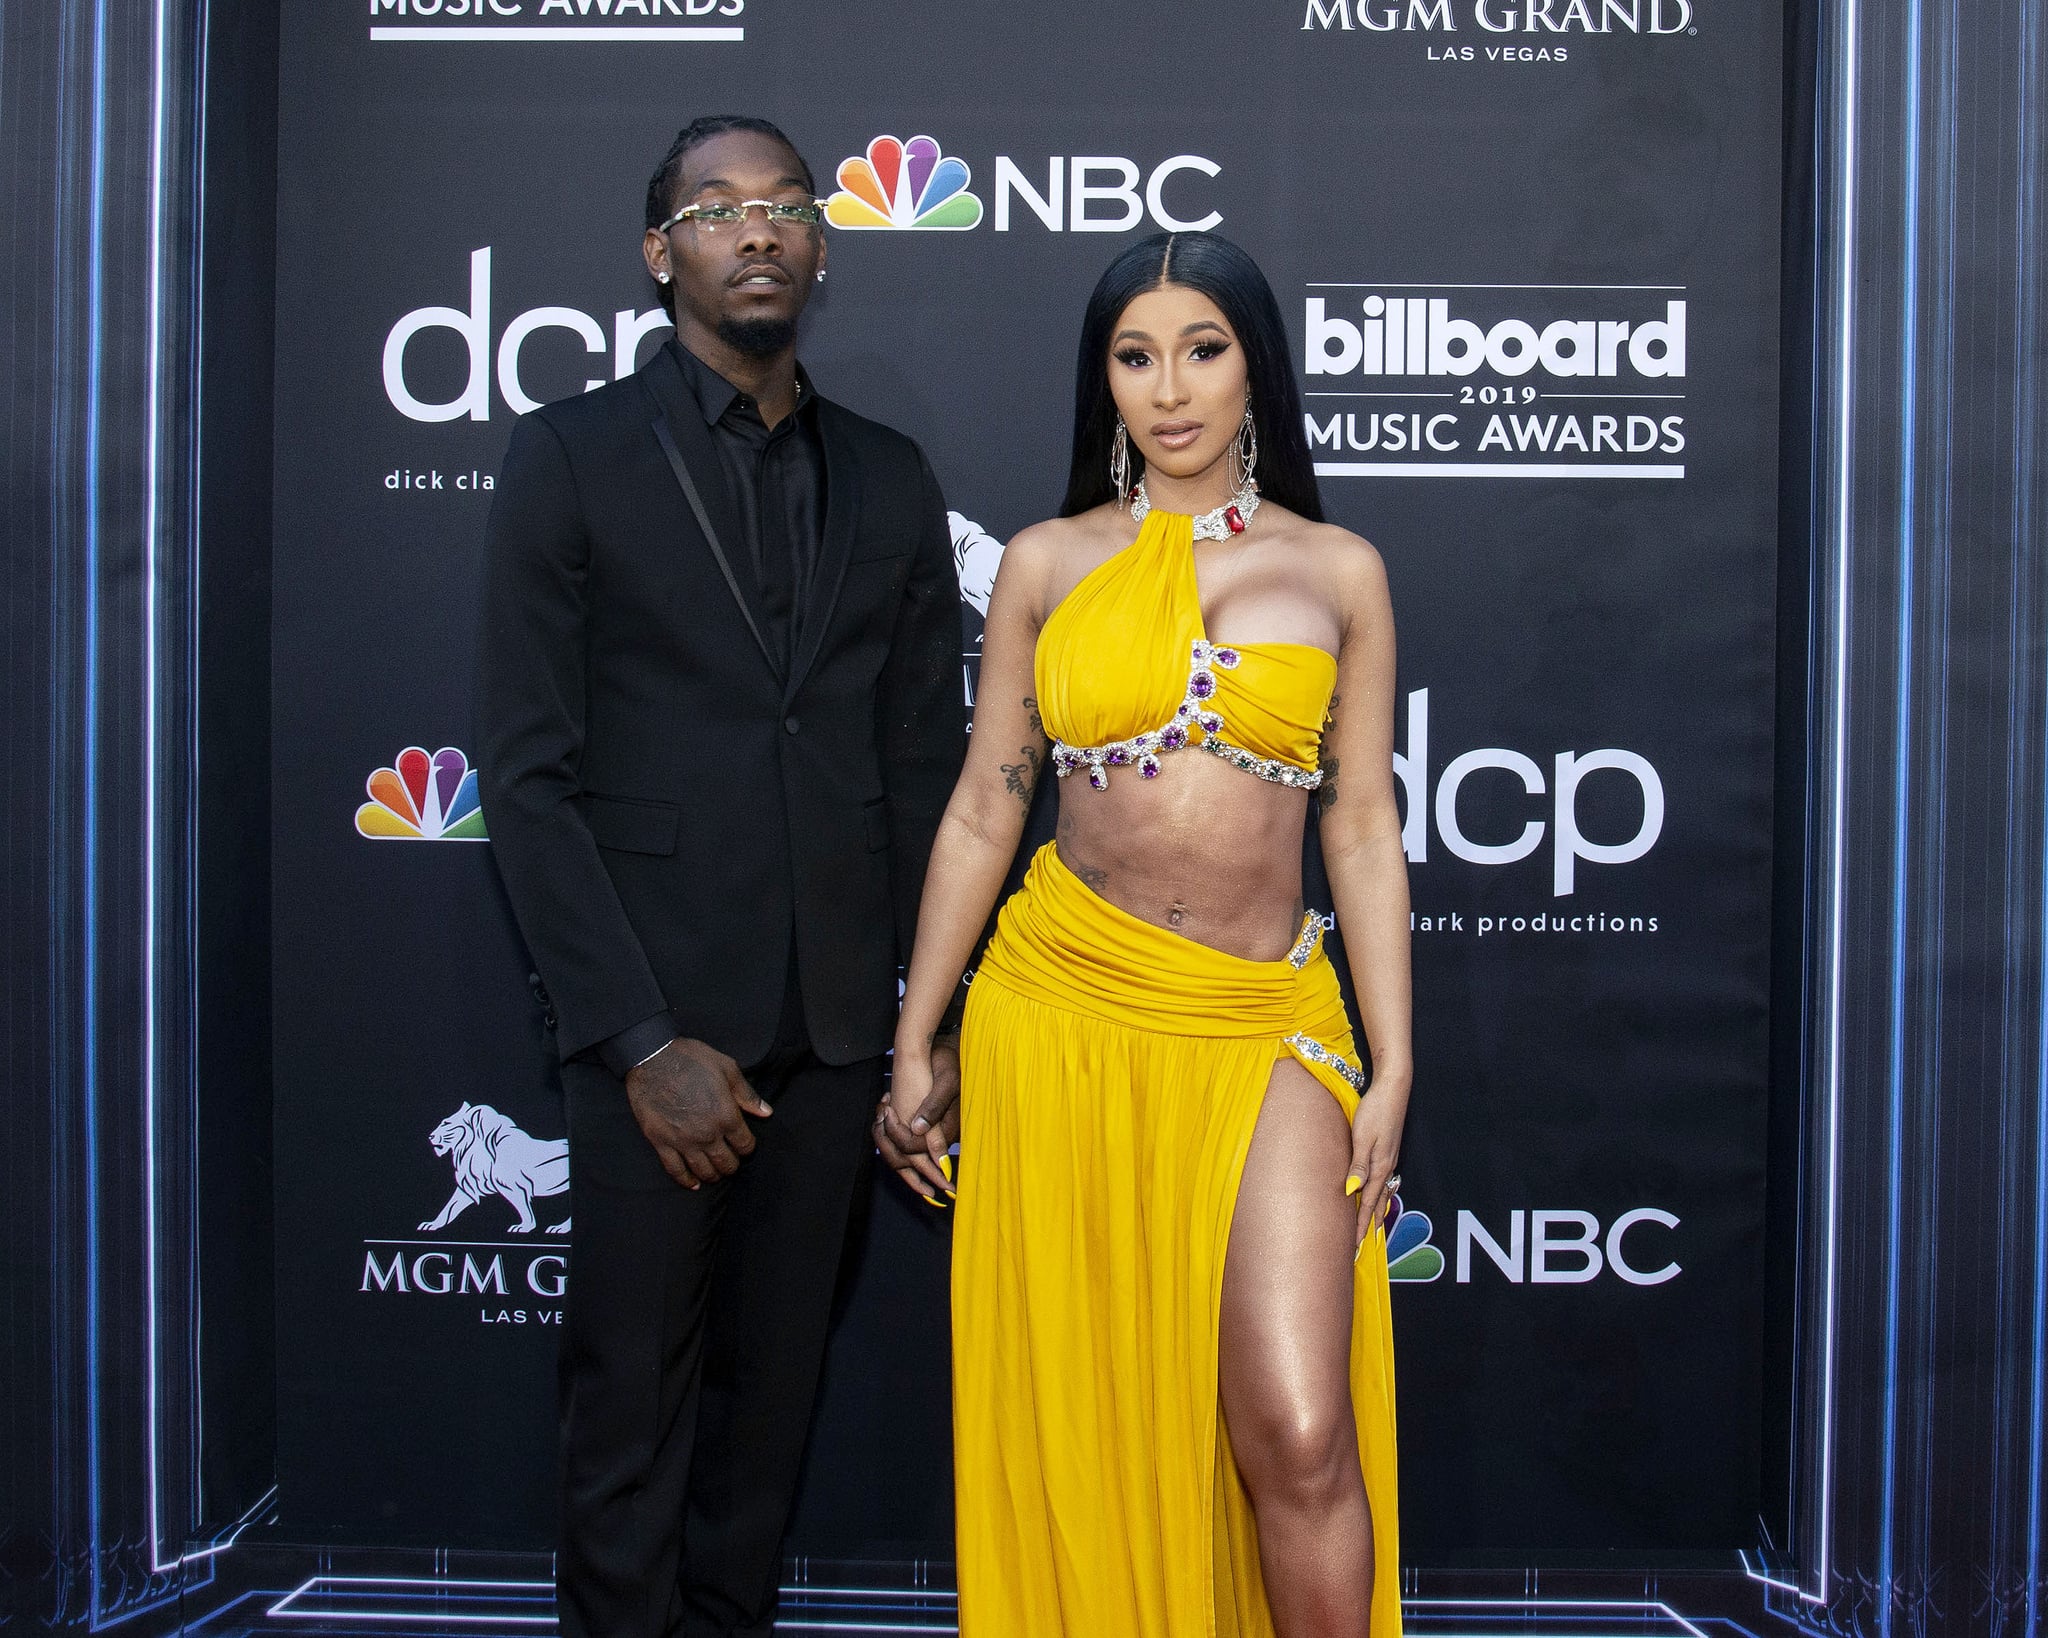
1395;690;1664;896
383;247;671;422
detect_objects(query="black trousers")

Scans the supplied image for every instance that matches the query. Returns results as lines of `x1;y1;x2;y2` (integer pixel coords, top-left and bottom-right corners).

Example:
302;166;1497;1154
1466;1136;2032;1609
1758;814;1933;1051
557;985;882;1638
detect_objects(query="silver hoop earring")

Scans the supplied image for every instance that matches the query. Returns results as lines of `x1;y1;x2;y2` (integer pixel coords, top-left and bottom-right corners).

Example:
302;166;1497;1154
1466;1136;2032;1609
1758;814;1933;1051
1109;417;1131;500
1232;402;1259;493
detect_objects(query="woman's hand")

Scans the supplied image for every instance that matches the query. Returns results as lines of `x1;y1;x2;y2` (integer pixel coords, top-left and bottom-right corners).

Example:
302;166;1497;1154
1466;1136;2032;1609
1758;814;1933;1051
1345;1068;1411;1251
877;1034;961;1204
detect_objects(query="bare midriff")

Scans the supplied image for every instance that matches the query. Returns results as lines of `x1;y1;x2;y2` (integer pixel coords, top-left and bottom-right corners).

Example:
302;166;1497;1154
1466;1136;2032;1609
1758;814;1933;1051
1054;747;1310;964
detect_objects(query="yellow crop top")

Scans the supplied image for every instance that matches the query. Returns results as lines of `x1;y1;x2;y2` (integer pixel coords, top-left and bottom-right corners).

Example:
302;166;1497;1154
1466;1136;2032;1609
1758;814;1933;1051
1035;509;1336;791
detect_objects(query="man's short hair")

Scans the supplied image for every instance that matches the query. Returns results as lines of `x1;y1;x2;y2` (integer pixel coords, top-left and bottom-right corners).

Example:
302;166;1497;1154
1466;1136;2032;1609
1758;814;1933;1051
644;115;815;232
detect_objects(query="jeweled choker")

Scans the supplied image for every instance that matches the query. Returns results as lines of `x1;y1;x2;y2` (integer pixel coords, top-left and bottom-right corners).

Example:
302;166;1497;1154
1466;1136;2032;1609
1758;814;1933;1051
1130;477;1261;541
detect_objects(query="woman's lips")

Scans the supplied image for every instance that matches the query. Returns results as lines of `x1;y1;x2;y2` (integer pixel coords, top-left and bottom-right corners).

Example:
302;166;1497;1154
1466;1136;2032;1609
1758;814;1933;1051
1150;422;1203;450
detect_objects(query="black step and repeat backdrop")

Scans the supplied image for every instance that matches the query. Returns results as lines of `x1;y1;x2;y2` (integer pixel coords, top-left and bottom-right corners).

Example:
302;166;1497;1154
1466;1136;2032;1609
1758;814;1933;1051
271;0;1780;1557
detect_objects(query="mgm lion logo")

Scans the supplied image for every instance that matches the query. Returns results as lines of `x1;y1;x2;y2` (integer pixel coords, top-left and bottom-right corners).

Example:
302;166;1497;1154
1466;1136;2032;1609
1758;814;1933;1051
418;1102;571;1235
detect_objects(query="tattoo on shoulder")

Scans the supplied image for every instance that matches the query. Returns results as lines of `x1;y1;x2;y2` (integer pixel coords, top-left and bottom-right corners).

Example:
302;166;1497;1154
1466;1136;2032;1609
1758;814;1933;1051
1074;861;1109;892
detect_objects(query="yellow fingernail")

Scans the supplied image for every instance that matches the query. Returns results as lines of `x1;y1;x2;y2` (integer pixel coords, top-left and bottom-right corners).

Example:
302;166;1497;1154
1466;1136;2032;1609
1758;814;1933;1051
1345;1176;1363;1197
920;1190;948;1209
940;1154;955;1184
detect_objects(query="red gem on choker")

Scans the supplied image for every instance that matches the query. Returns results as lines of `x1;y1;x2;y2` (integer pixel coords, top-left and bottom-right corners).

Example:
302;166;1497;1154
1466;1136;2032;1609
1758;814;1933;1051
1224;506;1246;535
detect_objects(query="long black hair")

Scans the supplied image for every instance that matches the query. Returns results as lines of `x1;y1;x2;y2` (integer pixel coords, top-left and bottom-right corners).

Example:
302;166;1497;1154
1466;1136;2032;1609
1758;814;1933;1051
1059;231;1323;522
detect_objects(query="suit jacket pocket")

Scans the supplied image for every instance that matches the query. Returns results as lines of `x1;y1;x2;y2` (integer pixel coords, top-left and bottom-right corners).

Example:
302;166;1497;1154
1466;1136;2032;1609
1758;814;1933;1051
863;796;890;852
583;793;681;856
847;529;911;563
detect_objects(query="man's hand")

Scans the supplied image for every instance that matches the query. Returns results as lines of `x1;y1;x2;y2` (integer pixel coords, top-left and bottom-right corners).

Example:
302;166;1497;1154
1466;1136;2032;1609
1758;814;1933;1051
625;1038;772;1190
877;1034;961;1203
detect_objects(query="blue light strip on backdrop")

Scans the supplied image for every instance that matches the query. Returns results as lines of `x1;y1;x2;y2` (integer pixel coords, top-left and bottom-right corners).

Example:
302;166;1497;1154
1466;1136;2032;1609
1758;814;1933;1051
82;0;113;1618
2025;6;2047;1631
1875;0;1927;1629
75;0;223;1607
142;0;170;1572
1812;0;1862;1604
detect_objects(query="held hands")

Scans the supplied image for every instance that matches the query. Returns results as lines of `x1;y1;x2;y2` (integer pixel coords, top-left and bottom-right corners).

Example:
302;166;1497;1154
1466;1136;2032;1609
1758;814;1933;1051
877;1034;961;1205
1344;1067;1411;1253
625;1037;773;1190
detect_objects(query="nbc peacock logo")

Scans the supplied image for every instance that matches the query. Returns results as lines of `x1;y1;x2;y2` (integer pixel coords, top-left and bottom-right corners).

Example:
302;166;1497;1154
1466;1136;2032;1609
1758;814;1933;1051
1385;1194;1443;1282
355;746;488;842
825;135;983;231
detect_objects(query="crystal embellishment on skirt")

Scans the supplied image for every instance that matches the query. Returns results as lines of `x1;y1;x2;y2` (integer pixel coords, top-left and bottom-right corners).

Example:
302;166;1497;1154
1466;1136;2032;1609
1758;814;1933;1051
1287;910;1337;970
1051;639;1318;791
1283;1034;1367;1092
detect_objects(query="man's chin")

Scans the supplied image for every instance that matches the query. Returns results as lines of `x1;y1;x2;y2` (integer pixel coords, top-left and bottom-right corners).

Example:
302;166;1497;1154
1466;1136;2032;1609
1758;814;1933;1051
717;314;800;358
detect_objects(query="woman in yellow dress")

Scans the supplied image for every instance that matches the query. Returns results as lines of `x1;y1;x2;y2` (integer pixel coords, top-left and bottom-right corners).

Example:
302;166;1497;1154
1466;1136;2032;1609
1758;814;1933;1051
880;231;1411;1638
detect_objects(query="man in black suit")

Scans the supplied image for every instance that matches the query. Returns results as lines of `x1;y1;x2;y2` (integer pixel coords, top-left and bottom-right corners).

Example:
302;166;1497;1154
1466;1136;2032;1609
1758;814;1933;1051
476;116;966;1638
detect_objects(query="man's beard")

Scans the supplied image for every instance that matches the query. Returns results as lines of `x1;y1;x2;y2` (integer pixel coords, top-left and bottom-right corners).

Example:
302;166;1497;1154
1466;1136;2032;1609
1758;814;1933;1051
717;314;799;357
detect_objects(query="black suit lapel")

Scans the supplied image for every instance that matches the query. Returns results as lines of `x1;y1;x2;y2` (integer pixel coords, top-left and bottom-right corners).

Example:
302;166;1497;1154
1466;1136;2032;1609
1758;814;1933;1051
785;403;863;703
641;346;782;682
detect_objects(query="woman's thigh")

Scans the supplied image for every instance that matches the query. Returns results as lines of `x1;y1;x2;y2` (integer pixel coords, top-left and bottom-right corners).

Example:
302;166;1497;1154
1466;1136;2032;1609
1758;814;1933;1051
1217;1056;1361;1477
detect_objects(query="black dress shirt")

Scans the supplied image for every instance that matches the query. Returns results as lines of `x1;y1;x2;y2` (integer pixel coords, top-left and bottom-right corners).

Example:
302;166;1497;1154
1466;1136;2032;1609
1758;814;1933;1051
672;342;827;674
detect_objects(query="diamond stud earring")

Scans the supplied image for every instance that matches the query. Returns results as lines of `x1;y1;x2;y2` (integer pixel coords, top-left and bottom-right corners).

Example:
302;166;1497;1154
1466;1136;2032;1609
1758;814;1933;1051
656;271;671;284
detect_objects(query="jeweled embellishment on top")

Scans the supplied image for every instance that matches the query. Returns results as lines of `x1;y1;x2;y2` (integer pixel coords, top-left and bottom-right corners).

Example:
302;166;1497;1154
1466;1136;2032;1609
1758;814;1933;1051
1053;638;1263;789
1199;736;1324;790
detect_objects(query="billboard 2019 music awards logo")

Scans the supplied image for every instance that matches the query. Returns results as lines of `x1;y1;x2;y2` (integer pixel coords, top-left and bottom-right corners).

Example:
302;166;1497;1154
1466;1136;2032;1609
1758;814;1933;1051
1303;283;1690;479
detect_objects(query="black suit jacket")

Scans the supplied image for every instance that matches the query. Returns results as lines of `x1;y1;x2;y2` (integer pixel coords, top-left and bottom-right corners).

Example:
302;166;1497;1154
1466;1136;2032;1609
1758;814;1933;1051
476;340;966;1069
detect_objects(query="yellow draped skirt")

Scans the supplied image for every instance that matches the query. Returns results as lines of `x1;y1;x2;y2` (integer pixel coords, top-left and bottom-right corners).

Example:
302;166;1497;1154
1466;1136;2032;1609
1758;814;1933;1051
954;844;1401;1638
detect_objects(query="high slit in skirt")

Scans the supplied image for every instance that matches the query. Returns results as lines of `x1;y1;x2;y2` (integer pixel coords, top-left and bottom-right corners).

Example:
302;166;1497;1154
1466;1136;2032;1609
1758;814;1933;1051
954;843;1401;1638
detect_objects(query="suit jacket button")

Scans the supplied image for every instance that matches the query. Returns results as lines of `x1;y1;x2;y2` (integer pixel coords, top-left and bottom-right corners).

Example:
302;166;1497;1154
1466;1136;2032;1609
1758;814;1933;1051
784;716;801;735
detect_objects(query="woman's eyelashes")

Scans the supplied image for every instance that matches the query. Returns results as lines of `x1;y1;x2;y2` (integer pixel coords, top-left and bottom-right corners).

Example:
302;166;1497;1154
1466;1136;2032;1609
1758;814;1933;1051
1113;339;1232;370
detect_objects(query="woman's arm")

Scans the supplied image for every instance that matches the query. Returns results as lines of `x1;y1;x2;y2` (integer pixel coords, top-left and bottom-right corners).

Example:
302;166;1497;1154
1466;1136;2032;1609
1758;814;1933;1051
880;525;1057;1197
1314;533;1414;1245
